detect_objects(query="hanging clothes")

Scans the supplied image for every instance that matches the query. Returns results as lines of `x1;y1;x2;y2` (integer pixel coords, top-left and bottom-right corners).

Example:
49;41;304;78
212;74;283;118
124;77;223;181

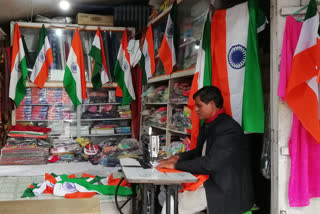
278;15;320;207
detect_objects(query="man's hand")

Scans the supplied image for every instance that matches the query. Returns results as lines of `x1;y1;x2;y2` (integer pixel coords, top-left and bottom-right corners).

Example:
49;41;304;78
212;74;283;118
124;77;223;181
157;162;175;169
158;155;179;164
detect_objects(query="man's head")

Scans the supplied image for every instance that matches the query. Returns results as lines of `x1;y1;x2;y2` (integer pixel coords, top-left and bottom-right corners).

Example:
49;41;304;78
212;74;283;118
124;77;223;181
193;86;223;120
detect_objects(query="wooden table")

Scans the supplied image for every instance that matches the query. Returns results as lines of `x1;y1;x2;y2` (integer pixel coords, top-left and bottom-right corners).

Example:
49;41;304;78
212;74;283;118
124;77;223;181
120;158;198;214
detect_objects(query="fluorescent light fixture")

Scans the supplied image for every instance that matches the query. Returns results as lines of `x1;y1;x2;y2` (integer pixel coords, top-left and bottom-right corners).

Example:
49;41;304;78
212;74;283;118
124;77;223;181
59;0;70;11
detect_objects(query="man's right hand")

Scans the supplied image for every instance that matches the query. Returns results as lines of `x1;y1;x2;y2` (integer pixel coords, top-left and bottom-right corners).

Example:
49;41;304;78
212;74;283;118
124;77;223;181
158;155;179;164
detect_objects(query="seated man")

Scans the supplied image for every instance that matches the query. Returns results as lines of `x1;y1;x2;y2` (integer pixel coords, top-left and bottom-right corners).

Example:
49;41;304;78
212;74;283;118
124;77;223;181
158;86;254;214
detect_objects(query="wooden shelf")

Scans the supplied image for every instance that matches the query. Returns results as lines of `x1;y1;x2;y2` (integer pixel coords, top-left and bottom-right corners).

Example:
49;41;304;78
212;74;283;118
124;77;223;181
81;118;131;121
168;128;190;135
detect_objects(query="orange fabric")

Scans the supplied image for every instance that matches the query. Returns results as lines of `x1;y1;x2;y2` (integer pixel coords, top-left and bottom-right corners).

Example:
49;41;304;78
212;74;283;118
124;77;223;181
155;166;184;173
211;10;232;117
115;85;123;97
317;70;320;84
43;186;54;194
108;174;130;187
188;72;200;150
29;184;35;188
45;173;57;184
82;173;96;178
146;25;156;76
159;36;173;75
64;192;96;198
34;47;53;88
179;175;209;192
286;39;320;142
68;174;76;179
11;23;20;72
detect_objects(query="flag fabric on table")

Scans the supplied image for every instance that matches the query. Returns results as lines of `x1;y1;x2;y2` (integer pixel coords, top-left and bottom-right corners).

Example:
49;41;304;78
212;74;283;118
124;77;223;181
141;24;156;81
114;30;136;105
30;25;53;88
9;23;29;107
158;0;177;75
188;10;212;149
211;0;265;133
286;0;320;143
63;29;87;106
89;27;110;90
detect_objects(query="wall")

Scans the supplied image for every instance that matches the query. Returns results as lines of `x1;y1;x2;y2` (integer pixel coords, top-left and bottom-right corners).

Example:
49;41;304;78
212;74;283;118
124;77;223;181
271;0;320;213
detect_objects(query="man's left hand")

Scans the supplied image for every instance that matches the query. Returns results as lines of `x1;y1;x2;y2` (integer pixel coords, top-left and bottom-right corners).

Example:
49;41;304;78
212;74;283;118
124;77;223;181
157;162;175;169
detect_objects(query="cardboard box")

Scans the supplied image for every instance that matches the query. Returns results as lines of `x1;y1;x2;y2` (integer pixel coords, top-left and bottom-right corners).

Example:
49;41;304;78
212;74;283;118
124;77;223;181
77;13;113;26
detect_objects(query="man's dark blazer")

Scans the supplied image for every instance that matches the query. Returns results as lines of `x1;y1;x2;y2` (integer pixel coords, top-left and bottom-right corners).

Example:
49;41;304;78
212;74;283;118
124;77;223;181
175;113;254;214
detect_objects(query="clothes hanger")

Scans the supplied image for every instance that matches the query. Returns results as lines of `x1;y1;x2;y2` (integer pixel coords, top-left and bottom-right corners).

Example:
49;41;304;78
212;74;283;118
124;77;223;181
291;1;320;21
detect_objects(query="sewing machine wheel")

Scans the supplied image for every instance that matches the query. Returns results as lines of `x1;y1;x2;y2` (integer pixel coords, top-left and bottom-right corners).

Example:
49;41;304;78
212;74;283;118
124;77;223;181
115;177;139;214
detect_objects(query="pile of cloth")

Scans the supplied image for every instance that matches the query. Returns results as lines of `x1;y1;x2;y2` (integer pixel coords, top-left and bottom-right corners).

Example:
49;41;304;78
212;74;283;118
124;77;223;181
170;82;191;103
142;107;167;128
118;105;131;118
0;124;51;165
142;85;168;103
170;106;192;133
49;138;82;162
21;173;133;199
81;104;119;119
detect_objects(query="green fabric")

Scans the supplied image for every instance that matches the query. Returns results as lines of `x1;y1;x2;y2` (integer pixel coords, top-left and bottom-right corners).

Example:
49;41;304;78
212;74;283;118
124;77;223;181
305;0;317;21
114;59;134;106
243;211;252;214
242;0;265;133
140;54;147;85
89;45;103;90
63;65;81;106
202;12;212;87
21;182;37;198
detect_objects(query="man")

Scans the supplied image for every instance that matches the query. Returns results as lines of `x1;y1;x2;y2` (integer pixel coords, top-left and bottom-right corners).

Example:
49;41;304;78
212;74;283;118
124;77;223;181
158;86;254;214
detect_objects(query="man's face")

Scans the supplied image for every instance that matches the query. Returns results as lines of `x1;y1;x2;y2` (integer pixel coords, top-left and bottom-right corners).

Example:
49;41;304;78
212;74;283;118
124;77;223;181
195;96;218;120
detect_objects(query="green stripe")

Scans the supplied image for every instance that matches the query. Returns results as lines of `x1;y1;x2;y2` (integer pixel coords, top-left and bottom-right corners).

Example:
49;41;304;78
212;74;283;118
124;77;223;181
140;54;147;85
89;46;103;90
63;66;81;106
15;57;28;107
35;25;46;56
242;0;264;133
114;60;134;106
202;12;212;87
305;0;317;21
170;0;178;51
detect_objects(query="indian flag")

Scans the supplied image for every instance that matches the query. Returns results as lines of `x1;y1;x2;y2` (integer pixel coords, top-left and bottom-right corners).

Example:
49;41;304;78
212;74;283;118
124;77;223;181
114;30;135;105
141;24;156;81
188;10;212;149
159;0;177;75
211;0;265;133
30;24;53;88
63;29;87;106
9;23;28;107
286;0;320;142
89;27;109;90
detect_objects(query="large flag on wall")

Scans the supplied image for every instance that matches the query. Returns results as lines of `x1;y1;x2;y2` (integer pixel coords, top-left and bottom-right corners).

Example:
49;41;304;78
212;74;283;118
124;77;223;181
158;0;177;75
188;11;212;149
9;23;28;107
63;29;87;106
211;0;265;133
286;0;320;142
141;25;156;81
89;27;110;90
114;30;136;105
30;25;53;88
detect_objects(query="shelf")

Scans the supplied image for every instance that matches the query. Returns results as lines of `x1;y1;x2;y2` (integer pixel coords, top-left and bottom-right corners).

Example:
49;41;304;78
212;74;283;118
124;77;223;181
25;81;118;88
80;133;131;137
148;0;184;25
147;67;195;84
145;124;167;131
20;104;73;106
169;101;188;105
168;128;190;135
80;118;131;121
82;103;122;105
145;102;168;105
16;119;76;122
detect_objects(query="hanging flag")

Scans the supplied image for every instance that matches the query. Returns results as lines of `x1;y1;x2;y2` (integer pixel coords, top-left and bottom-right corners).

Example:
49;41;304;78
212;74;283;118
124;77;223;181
63;29;87;106
9;23;28;107
30;25;53;88
158;0;177;75
114;30;136;105
141;25;156;80
286;0;320;142
188;10;212;149
211;0;265;133
89;27;109;90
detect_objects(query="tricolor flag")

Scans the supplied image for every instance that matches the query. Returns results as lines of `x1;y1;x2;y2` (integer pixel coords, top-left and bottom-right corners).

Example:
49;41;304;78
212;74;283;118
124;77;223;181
141;25;156;81
9;23;28;107
188;11;212;149
158;0;177;75
286;0;320;142
89;27;110;90
63;29;87;106
114;30;136;105
211;0;265;133
30;25;53;88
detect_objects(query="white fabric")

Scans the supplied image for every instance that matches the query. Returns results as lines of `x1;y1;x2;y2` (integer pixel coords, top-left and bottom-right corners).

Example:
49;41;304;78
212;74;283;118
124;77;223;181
128;39;141;67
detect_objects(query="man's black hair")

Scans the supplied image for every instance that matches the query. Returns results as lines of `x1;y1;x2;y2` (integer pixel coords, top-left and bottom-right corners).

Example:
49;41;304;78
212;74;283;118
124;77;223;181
193;86;224;108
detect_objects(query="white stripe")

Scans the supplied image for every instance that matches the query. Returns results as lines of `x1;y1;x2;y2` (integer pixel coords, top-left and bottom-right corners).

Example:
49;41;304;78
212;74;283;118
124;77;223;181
92;34;101;50
226;2;249;125
18;38;26;61
295;13;319;55
166;15;176;67
100;66;109;84
142;39;152;79
66;47;82;103
118;44;136;100
9;54;20;100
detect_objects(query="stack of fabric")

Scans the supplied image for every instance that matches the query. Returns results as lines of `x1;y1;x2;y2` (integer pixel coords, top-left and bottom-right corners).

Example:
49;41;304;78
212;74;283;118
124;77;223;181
142;85;168;103
143;107;167;128
118;105;131;118
49;139;82;162
170;82;191;103
170;106;192;133
0;125;51;165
